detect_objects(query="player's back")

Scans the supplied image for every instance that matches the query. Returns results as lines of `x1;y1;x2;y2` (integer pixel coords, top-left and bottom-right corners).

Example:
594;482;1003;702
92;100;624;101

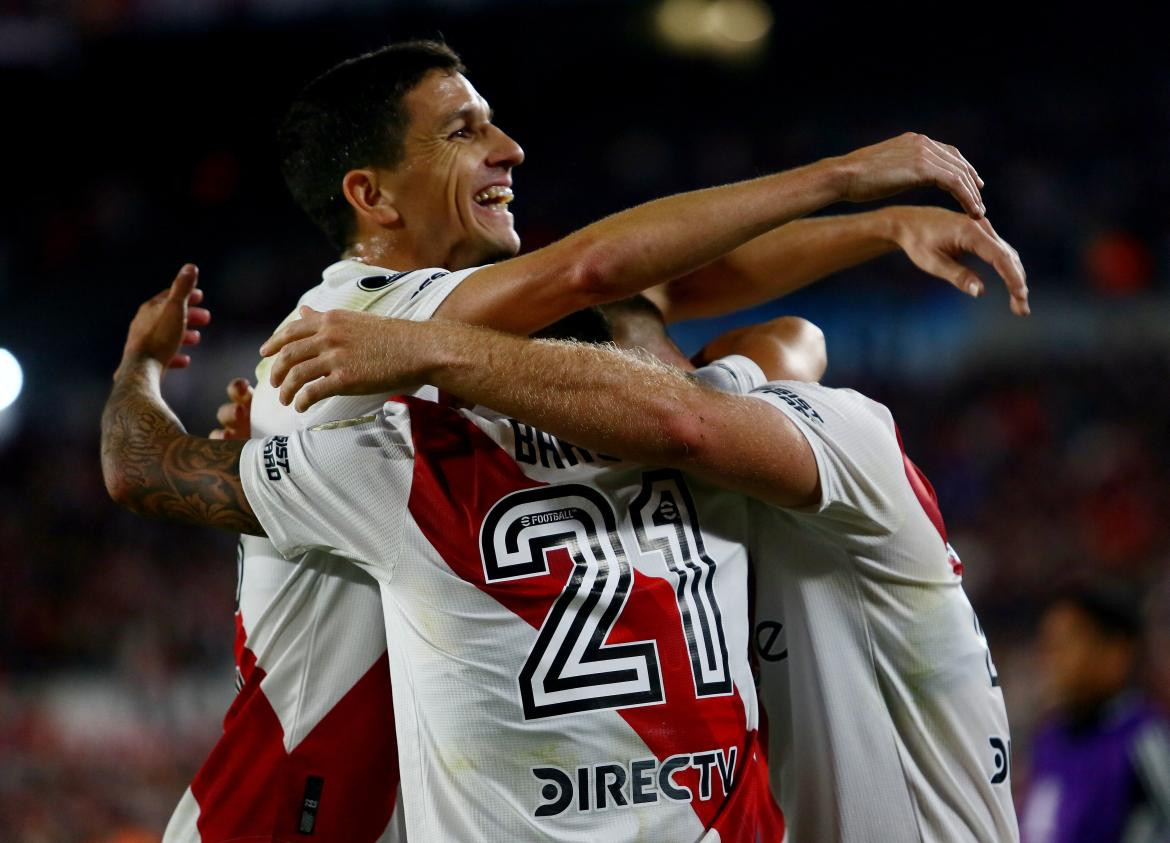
748;381;1018;843
165;259;478;842
240;397;783;842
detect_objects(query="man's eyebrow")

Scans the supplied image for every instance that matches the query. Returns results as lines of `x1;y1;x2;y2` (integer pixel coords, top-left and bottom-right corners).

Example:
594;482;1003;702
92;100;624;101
436;103;494;128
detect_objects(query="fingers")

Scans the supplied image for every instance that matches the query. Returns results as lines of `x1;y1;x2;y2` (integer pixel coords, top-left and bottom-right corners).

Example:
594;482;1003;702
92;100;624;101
168;353;191;369
926;146;982;215
294;372;344;413
923;146;984;219
280;357;334;407
183;329;201;347
216;399;243;429
917;249;985;297
187;306;212;328
268;335;323;389
259;308;323;358
919;158;981;220
965;223;1030;315
168;264;199;302
227;377;253;405
214;378;253;438
221;377;254;437
216;401;235;429
942;142;983;189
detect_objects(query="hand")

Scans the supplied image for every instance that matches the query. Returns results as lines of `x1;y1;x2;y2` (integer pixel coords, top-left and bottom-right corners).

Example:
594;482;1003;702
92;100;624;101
117;264;211;379
834;133;986;219
209;378;254;440
886;206;1030;315
259;307;431;412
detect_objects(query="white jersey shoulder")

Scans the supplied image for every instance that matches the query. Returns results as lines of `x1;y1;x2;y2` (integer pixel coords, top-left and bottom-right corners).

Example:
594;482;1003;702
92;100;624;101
691;354;767;395
252;259;483;437
748;380;907;537
241;404;414;574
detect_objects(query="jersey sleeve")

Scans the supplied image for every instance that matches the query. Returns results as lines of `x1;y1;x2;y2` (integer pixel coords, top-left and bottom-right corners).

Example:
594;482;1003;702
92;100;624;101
692;354;768;395
748;381;907;534
361;265;483;321
238;405;415;579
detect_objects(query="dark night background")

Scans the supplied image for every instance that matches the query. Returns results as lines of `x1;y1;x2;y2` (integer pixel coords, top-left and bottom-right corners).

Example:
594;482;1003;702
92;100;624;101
0;2;1167;838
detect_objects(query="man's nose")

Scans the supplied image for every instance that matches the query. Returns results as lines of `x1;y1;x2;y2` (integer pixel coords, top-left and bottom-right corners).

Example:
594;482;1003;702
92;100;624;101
486;126;524;169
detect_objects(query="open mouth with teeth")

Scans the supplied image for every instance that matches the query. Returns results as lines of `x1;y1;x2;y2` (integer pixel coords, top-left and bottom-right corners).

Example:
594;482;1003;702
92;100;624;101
473;185;514;210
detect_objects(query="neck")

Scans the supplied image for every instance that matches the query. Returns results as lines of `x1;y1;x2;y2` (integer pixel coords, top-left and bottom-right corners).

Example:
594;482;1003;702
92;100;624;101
342;229;500;272
343;232;432;272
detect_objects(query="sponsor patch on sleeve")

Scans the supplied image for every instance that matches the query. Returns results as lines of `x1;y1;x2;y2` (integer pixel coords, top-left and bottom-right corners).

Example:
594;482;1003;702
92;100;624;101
752;385;824;424
261;435;290;481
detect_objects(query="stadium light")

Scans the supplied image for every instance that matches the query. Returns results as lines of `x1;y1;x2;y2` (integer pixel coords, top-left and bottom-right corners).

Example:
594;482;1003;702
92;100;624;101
0;349;24;412
655;0;773;58
708;0;773;46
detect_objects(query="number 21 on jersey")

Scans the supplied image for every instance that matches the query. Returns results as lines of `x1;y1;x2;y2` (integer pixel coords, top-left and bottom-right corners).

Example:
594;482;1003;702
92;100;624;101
480;469;732;720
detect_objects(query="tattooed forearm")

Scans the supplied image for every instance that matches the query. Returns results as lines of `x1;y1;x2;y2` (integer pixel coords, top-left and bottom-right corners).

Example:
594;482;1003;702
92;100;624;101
101;359;264;535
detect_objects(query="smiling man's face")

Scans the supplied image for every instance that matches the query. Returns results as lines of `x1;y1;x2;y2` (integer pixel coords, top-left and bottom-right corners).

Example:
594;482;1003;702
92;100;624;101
383;70;525;270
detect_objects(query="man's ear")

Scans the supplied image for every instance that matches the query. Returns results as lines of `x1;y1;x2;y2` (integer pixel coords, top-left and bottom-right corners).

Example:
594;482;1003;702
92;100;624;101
342;168;400;228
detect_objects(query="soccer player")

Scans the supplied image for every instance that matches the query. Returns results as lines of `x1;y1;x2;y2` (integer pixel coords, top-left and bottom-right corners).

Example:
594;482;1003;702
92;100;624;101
256;295;1023;841
180;38;1027;840
107;269;798;840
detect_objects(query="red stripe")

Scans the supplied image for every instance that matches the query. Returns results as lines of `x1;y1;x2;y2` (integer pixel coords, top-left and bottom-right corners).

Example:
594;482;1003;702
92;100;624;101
190;653;399;841
708;731;786;842
232;611;257;685
893;425;962;577
191;664;287;839
403;398;779;836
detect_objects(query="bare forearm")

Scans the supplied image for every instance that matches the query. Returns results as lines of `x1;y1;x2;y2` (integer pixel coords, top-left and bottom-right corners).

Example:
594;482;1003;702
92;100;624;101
101;358;262;534
418;323;816;506
650;210;898;322
445;133;993;332
450;160;851;334
563;161;845;303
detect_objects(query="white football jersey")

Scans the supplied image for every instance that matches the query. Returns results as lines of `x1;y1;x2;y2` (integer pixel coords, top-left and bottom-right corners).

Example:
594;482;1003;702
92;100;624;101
239;398;784;842
690;354;767;395
165;259;480;842
747;381;1018;842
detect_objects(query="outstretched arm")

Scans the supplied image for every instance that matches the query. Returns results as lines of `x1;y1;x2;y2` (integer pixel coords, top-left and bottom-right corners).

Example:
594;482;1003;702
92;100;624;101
101;265;263;535
436;133;991;333
645;206;1029;322
263;314;819;508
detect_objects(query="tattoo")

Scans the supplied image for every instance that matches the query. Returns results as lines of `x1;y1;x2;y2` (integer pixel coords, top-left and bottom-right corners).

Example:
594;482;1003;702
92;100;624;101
101;361;263;535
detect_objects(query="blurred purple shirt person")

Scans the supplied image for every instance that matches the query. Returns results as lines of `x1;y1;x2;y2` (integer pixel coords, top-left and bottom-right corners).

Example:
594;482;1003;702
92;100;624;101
1021;583;1170;843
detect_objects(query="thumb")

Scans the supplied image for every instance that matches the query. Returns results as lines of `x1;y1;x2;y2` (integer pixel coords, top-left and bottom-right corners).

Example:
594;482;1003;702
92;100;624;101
168;263;199;302
299;305;322;318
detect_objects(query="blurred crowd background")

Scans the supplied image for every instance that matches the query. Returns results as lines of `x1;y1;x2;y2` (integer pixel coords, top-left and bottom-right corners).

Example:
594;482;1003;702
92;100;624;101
1;1;1167;839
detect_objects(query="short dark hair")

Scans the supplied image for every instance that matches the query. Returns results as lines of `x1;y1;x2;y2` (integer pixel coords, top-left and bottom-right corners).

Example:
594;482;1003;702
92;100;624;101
532;307;614;345
278;40;465;250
